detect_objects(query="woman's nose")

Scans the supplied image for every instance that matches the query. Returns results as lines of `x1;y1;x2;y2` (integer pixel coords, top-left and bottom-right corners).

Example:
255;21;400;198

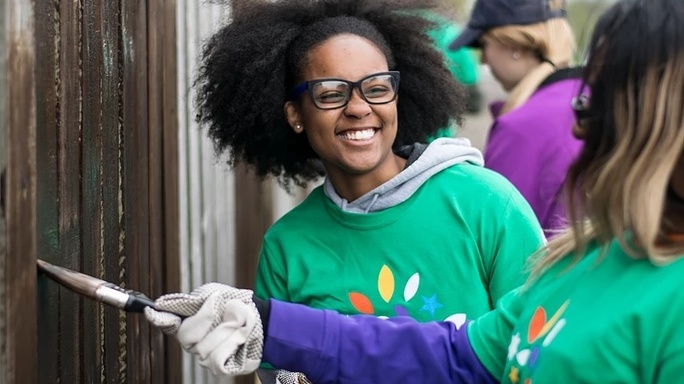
344;89;372;118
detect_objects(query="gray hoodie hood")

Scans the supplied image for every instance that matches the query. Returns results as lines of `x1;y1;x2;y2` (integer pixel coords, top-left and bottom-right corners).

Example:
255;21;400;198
324;137;484;213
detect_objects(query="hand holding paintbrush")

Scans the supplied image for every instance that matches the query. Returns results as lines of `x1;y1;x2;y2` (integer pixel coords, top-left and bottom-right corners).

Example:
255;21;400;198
38;259;265;375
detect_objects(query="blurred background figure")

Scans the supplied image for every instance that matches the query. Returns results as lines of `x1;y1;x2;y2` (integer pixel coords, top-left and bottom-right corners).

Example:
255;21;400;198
425;11;483;114
417;10;483;142
450;0;584;237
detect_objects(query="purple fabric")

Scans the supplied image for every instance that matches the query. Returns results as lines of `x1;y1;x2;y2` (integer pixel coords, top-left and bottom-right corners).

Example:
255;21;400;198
484;79;584;237
263;299;498;384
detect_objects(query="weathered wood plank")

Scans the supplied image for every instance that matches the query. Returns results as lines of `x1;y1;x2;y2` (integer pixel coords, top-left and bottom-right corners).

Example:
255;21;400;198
235;165;272;384
58;0;83;381
81;3;105;251
186;0;208;381
146;0;169;382
235;165;272;291
160;0;183;381
33;0;60;382
175;0;195;381
121;0;151;381
4;1;38;383
198;2;218;293
82;1;106;382
98;0;126;383
0;0;7;375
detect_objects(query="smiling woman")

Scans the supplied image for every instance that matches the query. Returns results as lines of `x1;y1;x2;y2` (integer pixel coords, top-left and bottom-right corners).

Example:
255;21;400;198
284;34;404;201
164;1;546;383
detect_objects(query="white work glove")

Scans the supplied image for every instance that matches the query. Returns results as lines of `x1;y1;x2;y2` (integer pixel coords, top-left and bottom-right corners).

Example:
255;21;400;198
276;370;313;384
144;283;263;376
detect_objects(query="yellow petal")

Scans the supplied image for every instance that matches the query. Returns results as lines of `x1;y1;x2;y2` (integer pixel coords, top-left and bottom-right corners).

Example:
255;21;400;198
378;265;395;303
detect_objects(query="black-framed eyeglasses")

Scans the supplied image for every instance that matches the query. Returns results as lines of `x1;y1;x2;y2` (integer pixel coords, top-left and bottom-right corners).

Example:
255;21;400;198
571;94;591;122
288;71;400;110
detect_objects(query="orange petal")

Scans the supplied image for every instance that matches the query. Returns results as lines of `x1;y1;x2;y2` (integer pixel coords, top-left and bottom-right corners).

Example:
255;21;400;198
349;292;374;314
528;307;547;343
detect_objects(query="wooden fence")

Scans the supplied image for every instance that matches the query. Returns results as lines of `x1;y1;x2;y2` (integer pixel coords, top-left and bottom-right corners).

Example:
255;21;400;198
2;0;181;382
1;0;306;383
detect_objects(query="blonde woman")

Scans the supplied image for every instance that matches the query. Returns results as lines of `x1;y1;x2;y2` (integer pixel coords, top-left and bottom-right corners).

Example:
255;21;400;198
146;0;684;382
450;0;583;237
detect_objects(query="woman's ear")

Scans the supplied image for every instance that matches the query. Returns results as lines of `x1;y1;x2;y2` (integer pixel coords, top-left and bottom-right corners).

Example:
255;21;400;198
284;101;304;134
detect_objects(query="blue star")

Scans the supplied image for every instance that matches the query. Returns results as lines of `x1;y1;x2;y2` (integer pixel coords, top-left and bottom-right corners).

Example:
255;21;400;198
420;293;443;318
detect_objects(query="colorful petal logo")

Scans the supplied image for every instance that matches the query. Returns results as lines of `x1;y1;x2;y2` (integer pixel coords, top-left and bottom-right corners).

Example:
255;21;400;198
505;300;570;384
349;264;416;316
347;265;465;326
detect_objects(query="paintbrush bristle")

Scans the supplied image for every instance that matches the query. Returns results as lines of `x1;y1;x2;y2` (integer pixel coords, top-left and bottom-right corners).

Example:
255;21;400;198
37;259;106;300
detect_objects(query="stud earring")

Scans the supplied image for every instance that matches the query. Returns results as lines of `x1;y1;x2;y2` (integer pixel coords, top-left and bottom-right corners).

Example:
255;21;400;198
512;52;520;60
295;124;302;132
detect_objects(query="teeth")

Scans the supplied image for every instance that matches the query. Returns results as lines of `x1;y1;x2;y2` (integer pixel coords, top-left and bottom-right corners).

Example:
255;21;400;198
339;129;376;141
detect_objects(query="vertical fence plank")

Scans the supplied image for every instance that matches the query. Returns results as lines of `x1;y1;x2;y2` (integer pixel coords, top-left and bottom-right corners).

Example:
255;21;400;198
161;0;183;382
215;161;236;287
235;165;272;384
235;165;272;291
198;0;217;313
100;1;126;383
121;0;151;382
186;1;209;382
0;0;7;375
4;0;38;383
58;0;83;381
34;0;60;381
209;7;236;292
82;1;106;382
146;0;171;382
186;0;203;302
175;0;194;381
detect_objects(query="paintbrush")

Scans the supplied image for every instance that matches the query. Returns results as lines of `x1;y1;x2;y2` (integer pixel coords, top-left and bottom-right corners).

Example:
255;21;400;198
37;258;177;316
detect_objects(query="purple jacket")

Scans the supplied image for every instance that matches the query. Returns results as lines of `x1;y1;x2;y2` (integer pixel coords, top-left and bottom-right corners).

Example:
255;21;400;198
485;70;584;236
262;300;497;384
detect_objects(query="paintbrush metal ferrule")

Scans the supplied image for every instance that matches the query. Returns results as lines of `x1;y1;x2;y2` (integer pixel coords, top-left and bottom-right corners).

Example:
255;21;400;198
95;283;131;309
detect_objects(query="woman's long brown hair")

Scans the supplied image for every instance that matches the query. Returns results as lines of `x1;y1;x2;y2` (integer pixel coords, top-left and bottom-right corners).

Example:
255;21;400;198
530;0;684;278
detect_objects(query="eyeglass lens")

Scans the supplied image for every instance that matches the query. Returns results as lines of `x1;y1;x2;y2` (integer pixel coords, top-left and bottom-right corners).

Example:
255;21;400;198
311;73;397;109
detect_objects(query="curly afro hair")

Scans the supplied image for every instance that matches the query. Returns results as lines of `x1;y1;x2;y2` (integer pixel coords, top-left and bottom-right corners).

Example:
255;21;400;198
196;0;466;189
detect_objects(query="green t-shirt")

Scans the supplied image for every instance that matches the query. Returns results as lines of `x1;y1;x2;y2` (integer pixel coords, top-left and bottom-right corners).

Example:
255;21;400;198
469;239;684;383
255;163;544;324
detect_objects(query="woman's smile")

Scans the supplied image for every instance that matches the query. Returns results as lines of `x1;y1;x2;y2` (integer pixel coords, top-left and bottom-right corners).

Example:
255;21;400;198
337;127;379;142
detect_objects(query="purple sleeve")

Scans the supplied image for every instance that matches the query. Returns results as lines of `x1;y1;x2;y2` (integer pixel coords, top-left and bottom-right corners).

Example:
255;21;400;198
262;300;498;384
